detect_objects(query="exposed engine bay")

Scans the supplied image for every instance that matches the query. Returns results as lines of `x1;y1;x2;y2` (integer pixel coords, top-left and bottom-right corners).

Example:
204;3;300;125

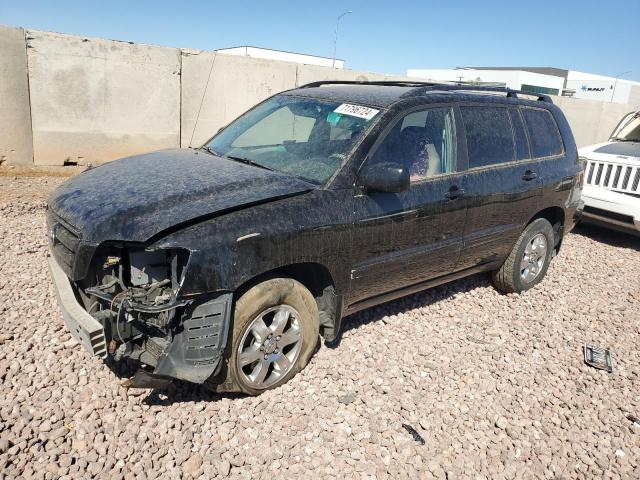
77;247;190;368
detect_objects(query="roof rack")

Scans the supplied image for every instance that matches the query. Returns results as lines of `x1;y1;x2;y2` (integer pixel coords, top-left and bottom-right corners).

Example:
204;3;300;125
297;80;552;103
298;80;441;89
417;84;552;103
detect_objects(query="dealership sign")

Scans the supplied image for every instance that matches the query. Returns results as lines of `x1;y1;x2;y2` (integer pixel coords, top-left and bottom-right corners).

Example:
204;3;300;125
581;85;607;92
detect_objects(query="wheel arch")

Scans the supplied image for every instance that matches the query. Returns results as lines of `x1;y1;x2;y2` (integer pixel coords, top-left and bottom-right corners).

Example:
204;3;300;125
233;262;342;341
528;206;566;252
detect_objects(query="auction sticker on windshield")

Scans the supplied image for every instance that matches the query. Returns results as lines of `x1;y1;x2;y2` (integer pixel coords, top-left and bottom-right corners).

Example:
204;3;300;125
334;103;380;121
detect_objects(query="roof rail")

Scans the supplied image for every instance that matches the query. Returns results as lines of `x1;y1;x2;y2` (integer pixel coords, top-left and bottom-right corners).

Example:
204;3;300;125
297;80;552;103
298;80;441;89
417;84;552;102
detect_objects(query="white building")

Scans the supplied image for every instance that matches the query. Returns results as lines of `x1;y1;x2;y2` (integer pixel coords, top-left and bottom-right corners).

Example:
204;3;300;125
407;67;565;96
216;46;345;69
566;70;640;104
407;67;640;104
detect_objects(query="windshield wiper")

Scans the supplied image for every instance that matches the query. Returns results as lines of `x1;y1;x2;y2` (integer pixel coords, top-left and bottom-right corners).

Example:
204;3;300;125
200;145;220;156
200;147;274;171
224;155;273;171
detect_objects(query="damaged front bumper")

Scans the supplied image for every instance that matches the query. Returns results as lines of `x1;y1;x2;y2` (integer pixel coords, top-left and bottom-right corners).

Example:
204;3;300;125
48;256;108;359
48;255;233;386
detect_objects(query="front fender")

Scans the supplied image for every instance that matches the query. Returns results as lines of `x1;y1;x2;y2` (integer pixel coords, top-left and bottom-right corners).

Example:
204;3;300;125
151;190;353;296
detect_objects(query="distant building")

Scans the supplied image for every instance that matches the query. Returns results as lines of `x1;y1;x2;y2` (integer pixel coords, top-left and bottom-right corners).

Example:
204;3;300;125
216;46;344;69
407;67;640;104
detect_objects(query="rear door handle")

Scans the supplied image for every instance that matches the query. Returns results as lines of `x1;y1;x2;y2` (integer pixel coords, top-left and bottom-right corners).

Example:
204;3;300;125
444;186;465;200
522;170;538;181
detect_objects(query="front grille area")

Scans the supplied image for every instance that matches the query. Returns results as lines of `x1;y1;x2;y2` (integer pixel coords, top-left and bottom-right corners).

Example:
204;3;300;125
47;209;82;276
585;159;640;194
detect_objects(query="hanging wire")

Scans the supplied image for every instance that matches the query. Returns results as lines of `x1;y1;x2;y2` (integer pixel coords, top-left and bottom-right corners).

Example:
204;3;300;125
188;52;218;147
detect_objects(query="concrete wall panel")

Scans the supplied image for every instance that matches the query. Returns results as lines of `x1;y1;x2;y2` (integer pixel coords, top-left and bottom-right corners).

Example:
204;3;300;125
554;96;633;148
4;27;640;165
0;26;34;165
295;64;419;87
26;30;180;165
295;64;386;86
181;51;298;147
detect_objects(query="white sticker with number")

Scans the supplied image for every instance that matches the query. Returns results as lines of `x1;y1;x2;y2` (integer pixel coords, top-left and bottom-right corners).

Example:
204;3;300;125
333;103;380;121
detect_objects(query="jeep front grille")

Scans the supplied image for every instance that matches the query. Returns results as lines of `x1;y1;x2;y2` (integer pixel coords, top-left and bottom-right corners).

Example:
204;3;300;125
585;159;640;194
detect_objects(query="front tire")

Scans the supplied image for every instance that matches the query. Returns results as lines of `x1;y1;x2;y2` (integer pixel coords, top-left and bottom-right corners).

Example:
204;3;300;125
492;218;555;294
225;278;319;395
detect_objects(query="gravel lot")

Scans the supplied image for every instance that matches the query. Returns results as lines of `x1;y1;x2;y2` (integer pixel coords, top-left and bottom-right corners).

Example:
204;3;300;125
1;175;639;479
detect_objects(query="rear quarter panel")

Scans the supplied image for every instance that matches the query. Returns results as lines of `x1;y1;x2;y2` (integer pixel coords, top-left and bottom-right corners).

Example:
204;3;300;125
537;104;582;230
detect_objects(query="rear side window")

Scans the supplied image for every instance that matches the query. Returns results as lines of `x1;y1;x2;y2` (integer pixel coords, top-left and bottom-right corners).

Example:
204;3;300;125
522;108;563;158
460;106;514;168
510;109;530;160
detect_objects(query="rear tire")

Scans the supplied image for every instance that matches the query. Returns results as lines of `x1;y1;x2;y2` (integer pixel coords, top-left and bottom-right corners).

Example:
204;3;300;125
492;218;555;294
213;278;319;396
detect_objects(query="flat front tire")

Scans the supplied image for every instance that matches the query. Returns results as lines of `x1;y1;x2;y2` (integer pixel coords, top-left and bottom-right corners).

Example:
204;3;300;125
492;218;555;294
222;278;319;395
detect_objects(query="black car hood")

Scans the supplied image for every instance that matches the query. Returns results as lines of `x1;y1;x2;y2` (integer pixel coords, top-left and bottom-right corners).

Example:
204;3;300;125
47;149;315;243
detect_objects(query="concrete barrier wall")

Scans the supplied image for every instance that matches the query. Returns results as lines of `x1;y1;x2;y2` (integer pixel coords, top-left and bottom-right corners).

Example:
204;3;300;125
295;64;388;85
0;27;34;165
2;26;638;165
26;30;181;165
554;96;637;148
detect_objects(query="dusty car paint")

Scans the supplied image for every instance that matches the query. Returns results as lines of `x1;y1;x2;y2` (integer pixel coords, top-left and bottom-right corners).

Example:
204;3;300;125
47;82;583;387
48;149;314;280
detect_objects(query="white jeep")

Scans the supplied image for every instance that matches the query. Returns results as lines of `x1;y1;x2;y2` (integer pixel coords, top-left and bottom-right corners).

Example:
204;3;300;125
578;110;640;235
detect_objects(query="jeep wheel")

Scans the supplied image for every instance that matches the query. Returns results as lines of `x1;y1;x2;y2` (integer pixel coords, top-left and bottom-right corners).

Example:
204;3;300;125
227;278;319;395
492;218;555;294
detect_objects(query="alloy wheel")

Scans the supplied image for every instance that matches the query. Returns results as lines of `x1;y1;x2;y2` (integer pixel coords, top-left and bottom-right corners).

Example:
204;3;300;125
236;305;303;389
520;233;548;283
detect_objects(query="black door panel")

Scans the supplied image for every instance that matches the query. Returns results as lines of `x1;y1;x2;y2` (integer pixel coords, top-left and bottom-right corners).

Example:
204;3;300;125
454;105;542;271
347;105;466;305
349;174;466;304
457;164;541;269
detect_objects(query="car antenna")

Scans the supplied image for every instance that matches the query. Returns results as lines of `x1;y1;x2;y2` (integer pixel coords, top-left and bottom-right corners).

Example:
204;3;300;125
188;51;218;148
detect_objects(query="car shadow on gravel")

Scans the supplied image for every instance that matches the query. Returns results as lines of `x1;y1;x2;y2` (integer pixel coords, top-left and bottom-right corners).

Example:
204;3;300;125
103;275;492;404
572;224;639;251
328;272;492;348
106;357;243;405
141;383;244;406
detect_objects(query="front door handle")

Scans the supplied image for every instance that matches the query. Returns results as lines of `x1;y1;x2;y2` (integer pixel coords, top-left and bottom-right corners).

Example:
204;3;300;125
444;185;465;200
522;170;538;181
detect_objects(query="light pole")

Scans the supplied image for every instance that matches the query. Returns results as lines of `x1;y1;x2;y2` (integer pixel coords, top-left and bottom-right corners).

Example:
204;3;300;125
332;11;352;68
610;71;631;103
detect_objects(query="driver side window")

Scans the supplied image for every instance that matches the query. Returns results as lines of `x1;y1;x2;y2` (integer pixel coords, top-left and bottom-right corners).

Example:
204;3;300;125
369;107;456;183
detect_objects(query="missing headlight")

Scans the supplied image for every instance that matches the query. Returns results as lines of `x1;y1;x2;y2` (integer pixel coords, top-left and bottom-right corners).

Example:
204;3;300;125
84;246;190;312
77;246;192;371
129;250;170;287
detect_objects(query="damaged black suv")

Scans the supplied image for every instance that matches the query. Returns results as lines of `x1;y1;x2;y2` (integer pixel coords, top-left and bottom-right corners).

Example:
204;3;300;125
47;81;583;395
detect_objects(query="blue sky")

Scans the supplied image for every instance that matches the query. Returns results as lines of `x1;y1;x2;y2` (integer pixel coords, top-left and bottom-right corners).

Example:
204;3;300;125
1;0;639;81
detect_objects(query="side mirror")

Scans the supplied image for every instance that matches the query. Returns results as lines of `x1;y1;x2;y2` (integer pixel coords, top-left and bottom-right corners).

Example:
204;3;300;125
359;162;409;193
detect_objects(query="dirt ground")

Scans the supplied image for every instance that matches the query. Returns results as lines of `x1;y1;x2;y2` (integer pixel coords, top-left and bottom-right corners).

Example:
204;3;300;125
1;176;639;479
